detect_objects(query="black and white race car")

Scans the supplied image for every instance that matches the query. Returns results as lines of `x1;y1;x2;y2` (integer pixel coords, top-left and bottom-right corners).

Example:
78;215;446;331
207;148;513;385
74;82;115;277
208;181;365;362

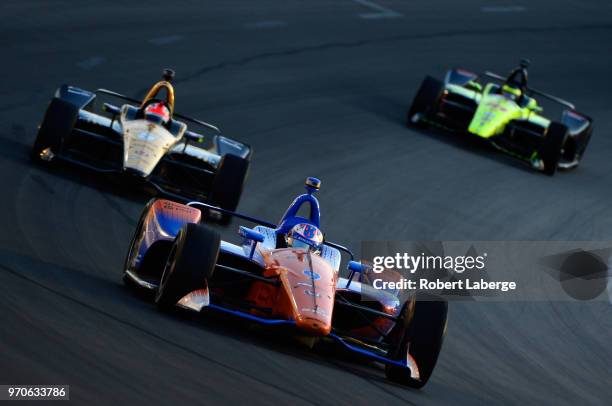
31;69;251;216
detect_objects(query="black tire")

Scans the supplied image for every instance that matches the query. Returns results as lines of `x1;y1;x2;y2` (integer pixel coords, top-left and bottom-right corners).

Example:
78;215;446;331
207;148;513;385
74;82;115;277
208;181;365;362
31;98;78;162
209;154;250;221
407;76;444;127
539;122;569;176
385;292;448;388
155;223;220;311
122;199;156;290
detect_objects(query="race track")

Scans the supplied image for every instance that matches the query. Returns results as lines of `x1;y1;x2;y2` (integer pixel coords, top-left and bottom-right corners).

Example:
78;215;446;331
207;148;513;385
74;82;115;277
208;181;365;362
1;0;611;404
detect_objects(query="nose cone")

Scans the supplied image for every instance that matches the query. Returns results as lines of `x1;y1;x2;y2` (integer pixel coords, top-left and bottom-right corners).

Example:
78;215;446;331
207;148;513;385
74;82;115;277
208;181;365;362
265;249;337;337
296;312;332;336
122;119;175;176
468;95;520;138
286;260;335;336
468;111;505;138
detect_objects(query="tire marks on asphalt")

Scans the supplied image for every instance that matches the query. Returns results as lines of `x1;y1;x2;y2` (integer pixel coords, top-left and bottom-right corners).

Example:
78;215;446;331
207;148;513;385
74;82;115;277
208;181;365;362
351;0;403;19
0;263;319;405
77;56;105;69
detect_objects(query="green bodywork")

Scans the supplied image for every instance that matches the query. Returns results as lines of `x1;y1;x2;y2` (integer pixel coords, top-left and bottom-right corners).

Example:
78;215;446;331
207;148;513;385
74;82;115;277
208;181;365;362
447;83;550;139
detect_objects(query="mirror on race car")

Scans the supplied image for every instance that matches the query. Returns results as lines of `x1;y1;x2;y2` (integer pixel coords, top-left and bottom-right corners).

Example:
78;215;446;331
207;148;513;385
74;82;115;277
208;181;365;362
102;103;121;116
238;226;265;259
466;81;482;92
346;260;366;288
238;226;265;243
184;130;204;142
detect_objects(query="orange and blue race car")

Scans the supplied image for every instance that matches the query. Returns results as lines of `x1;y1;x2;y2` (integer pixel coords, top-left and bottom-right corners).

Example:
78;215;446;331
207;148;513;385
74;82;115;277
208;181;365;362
31;69;251;217
408;60;593;175
123;177;448;388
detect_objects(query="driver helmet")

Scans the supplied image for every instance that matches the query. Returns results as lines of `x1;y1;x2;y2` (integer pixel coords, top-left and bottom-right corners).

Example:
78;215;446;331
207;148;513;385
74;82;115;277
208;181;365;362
501;84;521;101
286;223;323;252
144;102;170;124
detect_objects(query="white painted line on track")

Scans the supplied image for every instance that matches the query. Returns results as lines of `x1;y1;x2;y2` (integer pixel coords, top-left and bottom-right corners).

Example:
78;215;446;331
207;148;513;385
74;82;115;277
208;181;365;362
351;0;403;19
481;5;526;13
77;56;105;69
148;35;183;45
244;20;288;29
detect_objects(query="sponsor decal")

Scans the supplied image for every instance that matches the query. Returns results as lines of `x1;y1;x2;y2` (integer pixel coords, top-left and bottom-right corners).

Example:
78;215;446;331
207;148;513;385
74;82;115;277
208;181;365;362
303;270;320;280
480;111;495;124
301;307;328;317
304;290;320;298
137;131;156;141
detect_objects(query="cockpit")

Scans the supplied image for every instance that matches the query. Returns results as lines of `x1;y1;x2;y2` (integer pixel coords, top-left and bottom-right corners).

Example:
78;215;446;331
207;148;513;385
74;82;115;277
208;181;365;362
275;177;323;251
140;69;175;126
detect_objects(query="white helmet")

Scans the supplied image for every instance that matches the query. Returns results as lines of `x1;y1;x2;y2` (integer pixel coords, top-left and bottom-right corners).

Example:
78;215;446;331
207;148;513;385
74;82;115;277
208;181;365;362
286;223;323;252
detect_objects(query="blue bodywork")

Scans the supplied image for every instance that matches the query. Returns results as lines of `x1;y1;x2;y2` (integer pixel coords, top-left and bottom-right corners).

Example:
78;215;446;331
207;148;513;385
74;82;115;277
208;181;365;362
276;177;321;234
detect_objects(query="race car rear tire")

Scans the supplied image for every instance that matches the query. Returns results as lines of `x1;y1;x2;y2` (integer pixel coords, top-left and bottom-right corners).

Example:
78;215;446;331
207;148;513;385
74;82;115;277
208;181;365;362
576;123;593;160
155;223;220;311
560;122;593;168
31;98;78;162
540;122;569;176
210;154;250;222
384;292;448;388
407;76;444;127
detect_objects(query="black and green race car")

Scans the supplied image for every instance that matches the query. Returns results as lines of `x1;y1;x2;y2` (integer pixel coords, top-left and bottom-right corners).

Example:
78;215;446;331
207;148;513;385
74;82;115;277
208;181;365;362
407;60;593;175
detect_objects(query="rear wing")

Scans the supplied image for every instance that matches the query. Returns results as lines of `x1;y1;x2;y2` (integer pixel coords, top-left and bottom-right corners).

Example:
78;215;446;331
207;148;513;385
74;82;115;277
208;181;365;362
186;200;355;261
483;72;576;110
96;88;221;133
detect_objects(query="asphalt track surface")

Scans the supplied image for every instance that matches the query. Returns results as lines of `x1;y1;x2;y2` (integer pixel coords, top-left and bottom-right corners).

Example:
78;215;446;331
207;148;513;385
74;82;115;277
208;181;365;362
1;1;612;404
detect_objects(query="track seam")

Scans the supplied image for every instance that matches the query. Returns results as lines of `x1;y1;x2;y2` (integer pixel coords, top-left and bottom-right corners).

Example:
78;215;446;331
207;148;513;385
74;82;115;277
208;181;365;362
166;23;612;86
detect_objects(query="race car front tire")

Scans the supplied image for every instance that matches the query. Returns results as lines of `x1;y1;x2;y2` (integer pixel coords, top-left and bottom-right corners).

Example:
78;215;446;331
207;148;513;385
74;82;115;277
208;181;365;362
31;98;78;162
122;199;155;291
210;154;250;221
407;76;444;127
155;223;220;311
384;292;448;388
540;122;569;176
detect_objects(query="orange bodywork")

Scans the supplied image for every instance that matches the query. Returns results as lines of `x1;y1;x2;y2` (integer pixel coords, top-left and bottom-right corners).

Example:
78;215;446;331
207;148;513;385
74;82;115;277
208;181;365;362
245;248;337;336
140;200;399;342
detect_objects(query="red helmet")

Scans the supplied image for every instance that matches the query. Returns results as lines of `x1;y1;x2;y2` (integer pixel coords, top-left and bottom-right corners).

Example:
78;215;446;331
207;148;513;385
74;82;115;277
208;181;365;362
144;102;170;124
